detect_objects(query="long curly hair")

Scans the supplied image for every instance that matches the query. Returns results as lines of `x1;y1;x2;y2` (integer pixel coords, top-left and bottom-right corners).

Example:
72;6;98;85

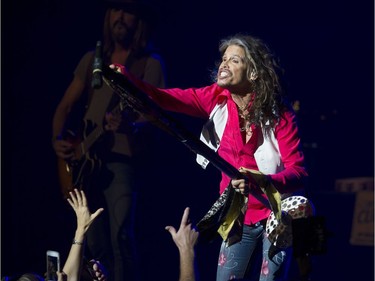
213;34;288;133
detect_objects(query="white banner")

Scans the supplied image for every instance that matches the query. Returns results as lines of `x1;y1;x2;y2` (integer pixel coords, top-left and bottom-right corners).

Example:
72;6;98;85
350;191;374;246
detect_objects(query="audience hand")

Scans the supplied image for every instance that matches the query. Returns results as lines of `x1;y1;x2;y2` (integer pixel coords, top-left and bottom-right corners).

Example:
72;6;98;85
90;260;107;281
165;207;199;251
67;189;104;234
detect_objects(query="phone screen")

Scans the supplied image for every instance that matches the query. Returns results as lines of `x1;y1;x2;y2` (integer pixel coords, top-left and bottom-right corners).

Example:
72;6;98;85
46;251;60;281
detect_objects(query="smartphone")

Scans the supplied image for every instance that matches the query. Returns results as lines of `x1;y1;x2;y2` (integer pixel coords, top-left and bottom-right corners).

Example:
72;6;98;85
46;250;60;281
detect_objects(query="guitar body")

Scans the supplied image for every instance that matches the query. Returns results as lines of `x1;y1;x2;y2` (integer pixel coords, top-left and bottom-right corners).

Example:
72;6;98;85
57;157;73;198
58;153;102;199
58;120;104;198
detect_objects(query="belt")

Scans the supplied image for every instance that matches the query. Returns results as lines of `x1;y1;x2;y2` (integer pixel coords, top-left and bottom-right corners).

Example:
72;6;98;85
248;219;267;228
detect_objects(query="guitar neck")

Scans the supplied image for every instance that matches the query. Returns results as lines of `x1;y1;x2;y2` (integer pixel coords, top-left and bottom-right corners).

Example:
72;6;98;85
75;102;123;158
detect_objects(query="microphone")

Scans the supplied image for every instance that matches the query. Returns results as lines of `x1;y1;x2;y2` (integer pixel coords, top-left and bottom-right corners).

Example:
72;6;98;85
91;41;103;89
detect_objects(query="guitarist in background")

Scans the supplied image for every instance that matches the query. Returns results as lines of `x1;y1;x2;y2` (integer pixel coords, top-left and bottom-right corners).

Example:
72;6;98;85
51;1;165;281
111;34;309;281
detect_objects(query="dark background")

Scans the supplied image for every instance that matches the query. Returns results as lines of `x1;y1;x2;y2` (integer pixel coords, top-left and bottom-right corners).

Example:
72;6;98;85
2;0;374;280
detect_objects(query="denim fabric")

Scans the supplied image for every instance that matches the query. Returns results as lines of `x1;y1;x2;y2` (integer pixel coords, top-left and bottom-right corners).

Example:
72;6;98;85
85;161;138;281
216;224;291;281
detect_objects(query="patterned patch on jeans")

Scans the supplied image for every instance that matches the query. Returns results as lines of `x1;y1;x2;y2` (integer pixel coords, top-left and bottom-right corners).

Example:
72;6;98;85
218;253;227;266
261;258;269;276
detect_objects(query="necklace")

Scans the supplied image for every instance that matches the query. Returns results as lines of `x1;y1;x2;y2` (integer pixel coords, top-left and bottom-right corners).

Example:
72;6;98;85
240;121;253;141
238;110;250;132
232;93;253;112
232;94;253;135
240;122;250;132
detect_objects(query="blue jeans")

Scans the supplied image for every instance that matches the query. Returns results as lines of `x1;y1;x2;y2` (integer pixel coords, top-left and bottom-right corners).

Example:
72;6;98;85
216;223;291;281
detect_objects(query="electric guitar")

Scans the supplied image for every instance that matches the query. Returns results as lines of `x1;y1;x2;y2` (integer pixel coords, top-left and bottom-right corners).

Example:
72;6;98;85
101;65;315;248
58;101;125;198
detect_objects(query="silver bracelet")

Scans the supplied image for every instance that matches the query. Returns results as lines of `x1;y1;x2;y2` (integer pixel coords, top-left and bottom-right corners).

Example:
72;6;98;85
72;239;84;245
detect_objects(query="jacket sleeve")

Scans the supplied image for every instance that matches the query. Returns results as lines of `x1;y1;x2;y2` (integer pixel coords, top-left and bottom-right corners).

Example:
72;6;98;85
270;109;308;193
119;65;223;118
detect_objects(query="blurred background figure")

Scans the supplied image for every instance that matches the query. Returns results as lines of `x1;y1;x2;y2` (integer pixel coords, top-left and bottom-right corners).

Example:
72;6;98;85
51;1;166;281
